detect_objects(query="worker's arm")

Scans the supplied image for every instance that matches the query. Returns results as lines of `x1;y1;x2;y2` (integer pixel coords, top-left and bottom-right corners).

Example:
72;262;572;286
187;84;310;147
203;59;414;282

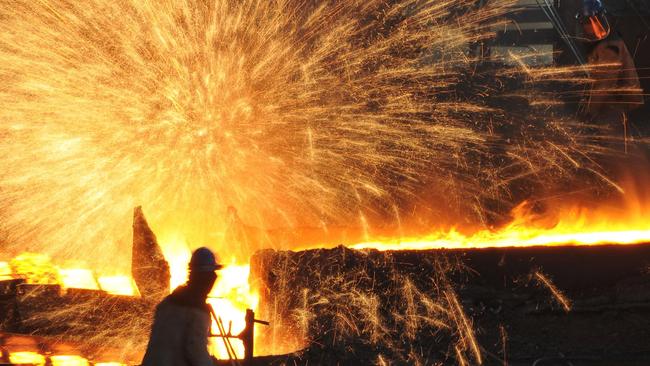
184;308;215;366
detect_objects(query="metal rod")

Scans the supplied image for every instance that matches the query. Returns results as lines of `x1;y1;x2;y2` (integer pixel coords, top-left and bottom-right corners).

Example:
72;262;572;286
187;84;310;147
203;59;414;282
217;315;241;365
208;304;240;366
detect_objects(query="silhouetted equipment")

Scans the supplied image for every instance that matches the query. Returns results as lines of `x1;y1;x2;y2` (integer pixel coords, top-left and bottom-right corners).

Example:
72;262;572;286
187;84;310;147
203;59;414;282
251;243;650;365
132;206;170;301
241;309;270;362
209;306;269;366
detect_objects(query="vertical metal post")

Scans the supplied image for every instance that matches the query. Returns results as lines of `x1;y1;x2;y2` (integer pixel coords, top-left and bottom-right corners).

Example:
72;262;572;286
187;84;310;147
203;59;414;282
243;309;255;363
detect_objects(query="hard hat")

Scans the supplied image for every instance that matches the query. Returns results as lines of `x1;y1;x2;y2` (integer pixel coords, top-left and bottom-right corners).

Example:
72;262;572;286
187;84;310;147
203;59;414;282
576;0;610;42
579;0;605;18
189;247;224;272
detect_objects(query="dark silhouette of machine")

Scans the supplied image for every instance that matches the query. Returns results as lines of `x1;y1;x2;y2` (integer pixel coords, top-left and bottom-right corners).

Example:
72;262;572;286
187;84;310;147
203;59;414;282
209;307;269;366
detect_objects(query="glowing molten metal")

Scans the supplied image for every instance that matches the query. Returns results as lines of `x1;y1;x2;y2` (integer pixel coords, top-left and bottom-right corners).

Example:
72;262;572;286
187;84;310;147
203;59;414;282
3;187;650;361
350;198;650;251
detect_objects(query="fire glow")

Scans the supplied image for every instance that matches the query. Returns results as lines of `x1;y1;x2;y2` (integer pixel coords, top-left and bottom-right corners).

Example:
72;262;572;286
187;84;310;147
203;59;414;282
1;250;258;360
1;253;137;296
161;242;259;359
6;197;650;296
4;190;650;362
6;352;117;366
0;0;648;364
350;198;650;251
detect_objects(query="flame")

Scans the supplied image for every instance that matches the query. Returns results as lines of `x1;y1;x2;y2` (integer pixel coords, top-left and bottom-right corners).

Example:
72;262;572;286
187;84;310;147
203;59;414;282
7;351;125;366
350;225;650;251
96;276;139;297
207;263;259;359
349;193;650;251
157;257;259;360
9;351;46;365
58;269;99;291
0;261;11;280
0;0;645;363
158;235;192;290
50;355;89;366
0;0;615;271
3;246;259;360
6;253;137;296
2;185;649;361
9;253;59;285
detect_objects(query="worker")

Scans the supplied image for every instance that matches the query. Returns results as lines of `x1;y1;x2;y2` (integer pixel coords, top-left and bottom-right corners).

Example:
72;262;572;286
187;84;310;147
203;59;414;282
578;0;644;141
141;247;223;366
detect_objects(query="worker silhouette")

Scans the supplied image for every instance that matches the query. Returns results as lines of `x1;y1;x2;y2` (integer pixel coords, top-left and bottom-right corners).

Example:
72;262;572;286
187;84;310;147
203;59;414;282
141;247;223;366
578;0;644;139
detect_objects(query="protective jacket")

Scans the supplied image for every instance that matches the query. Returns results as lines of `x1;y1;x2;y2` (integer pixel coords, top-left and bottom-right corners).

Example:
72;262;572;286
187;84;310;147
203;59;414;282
141;286;214;366
584;36;644;124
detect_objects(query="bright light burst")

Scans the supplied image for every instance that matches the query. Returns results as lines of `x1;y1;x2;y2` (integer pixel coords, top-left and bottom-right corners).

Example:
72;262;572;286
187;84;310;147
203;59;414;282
0;0;616;266
0;2;647;363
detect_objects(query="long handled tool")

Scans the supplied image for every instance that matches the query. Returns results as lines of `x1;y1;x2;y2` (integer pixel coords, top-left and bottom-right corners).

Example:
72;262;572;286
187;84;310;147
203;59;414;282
208;305;269;366
208;304;241;366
